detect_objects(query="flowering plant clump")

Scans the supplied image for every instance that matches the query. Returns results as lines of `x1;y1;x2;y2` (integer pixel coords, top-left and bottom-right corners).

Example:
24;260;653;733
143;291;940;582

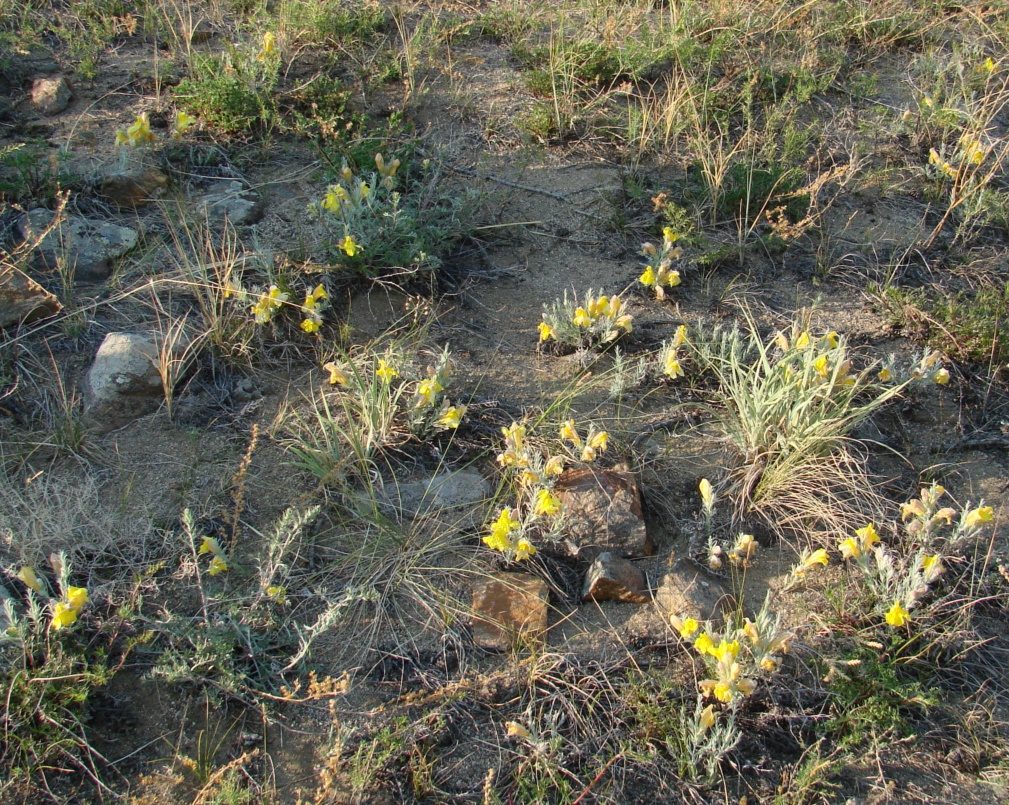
831;483;994;629
670;593;792;705
639;227;684;300
655;324;690;381
8;553;90;634
538;289;633;350
482;416;612;560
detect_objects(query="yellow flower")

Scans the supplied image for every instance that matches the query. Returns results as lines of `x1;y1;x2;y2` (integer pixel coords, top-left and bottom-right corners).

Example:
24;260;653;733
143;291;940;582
806;548;829;568
324;361;348;385
929;148;941;166
438;405;466;429
114;129;129;147
885;601;910;627
341;166;353;183
538;322;556;342
544;456;566;475
588;296;608;319
488;510;520;548
560;419;581;446
837;537;860;559
712;682;733;703
266;585;287;604
301;317;321;333
51;601;79;630
699;704;717;731
813;354;830;379
376;359;398;383
694;633;715;656
664;352;684;378
172;110;195;138
662;269;681;288
340;235;361;257
123;113;156;146
639;265;656;286
588;431;609;452
965;506;994;528
513;538;536;561
321;188;342;214
502;422;526;451
794;332;810;350
17;566;43;594
506;721;531;740
208;556;228;576
980;57;996;74
533;489;562;516
699;478;714;508
877;367;893;382
199;536;225;557
258;31;276;60
676;616;699;640
855;523;880;550
662;226;678;245
931;507;956;525
760;657;779;672
824;331;839;349
359;182;370;200
900;499;926;521
711;639;740;664
933;368;950;385
416;377;444;407
581;444;597;462
614;314;634;333
573;307;592;327
66;586;89;611
922;554;942;576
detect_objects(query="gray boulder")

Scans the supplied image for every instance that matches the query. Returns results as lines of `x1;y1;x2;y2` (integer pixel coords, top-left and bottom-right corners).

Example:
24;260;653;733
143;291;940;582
30;76;73;116
19;209;138;281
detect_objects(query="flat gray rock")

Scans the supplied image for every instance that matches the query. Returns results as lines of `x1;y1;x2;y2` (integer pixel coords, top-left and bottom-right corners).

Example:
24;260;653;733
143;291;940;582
31;75;73;115
19;209;138;282
653;562;728;624
83;331;188;432
198;180;263;227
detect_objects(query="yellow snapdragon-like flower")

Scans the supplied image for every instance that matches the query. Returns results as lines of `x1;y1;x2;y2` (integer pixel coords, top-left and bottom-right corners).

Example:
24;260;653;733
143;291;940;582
257;31;276;60
376;359;398;383
438;405;466;429
544;456;565;475
674;616;699;640
933;368;950;385
199;536;225;557
837;537;861;559
324;361;348;385
573;307;592;327
664;351;684;378
51;601;80;630
588;430;609;452
17;566;43;594
538;322;555;342
699;704;717;731
693;633;715;656
172;110;195;139
885;601;910;627
699;479;714;509
533;489;562;516
416;377;444;407
965;506;994;528
208;555;228;576
856;523;880;549
484;508;520;552
340;235;361;257
266;585;288;603
639;265;656;286
513;538;536;561
877;367;893;382
560;419;581;447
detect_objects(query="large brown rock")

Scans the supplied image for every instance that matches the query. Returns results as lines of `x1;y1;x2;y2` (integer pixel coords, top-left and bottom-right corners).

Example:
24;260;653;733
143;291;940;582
471;572;549;650
98;166;169;209
553;466;652;559
0;269;61;328
582;552;648;603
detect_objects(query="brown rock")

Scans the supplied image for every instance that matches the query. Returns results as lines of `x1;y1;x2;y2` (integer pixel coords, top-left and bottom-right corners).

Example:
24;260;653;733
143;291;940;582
654;562;727;624
31;76;73;116
0;268;61;328
471;572;549;650
582;552;648;603
98;166;169;209
553;466;652;559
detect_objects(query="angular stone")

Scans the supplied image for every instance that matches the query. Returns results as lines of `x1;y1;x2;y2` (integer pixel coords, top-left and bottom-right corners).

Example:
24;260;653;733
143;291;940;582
198;180;263;227
19;209;138;282
83;332;188;433
0;268;61;328
31;76;73;116
654;562;727;624
582;552;648;603
98;165;169;209
384;470;490;527
471;572;549;650
553;466;652;559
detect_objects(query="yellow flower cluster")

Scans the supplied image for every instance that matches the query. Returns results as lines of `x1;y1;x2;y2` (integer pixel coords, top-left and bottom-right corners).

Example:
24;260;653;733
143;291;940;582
251;285;289;324
52;585;89;630
257;31;277;61
374;152;401;190
199;536;229;575
539;290;633;347
300;284;328;333
18;565;91;630
559;418;610;462
114;113;157;147
639;227;684;300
